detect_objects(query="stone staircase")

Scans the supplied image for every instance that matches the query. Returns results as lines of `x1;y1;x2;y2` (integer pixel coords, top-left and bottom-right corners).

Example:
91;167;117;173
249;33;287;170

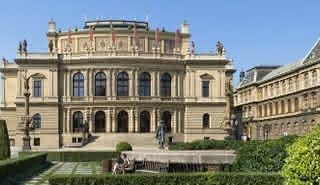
82;133;159;150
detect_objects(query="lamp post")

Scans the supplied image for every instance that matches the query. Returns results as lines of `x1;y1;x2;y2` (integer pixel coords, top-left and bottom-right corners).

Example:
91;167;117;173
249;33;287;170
22;72;45;151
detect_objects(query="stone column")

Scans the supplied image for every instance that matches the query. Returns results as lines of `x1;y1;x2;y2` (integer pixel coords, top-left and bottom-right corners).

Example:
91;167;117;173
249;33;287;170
88;108;93;133
172;110;177;134
88;68;93;96
65;108;71;133
129;108;134;132
172;72;176;97
105;108;110;132
84;69;88;97
67;70;71;97
107;69;111;97
53;69;58;96
157;72;160;96
135;70;139;96
151;108;156;132
111;108;117;132
129;71;134;97
134;108;139;132
112;70;117;97
151;71;156;97
177;72;181;97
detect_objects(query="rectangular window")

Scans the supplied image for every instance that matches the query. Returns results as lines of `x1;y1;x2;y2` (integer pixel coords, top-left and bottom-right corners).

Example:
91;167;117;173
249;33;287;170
312;71;317;86
202;81;209;97
34;138;40;146
33;80;41;97
304;73;309;88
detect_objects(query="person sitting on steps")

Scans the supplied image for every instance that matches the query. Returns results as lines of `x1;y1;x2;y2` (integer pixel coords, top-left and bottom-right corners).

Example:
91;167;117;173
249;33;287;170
112;153;130;175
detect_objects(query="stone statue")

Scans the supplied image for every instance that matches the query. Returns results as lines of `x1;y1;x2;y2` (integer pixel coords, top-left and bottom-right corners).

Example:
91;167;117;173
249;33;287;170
155;120;166;149
23;40;28;53
191;41;195;54
48;40;54;53
18;41;23;54
216;41;224;56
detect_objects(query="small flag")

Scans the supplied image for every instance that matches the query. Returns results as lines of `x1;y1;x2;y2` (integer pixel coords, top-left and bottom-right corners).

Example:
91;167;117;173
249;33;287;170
133;23;139;46
68;28;72;44
155;28;160;46
89;26;94;41
175;29;180;48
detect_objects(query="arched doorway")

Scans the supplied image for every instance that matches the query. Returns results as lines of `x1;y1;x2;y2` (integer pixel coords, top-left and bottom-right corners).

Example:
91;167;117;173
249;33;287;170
161;111;171;133
117;111;128;132
95;111;106;133
140;111;150;133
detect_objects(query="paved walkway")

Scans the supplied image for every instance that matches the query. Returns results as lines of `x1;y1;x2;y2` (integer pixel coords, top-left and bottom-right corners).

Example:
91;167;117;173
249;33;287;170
15;162;103;185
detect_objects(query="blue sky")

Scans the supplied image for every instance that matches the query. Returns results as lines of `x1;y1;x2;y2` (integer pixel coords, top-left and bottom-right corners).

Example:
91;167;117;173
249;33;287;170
0;0;320;99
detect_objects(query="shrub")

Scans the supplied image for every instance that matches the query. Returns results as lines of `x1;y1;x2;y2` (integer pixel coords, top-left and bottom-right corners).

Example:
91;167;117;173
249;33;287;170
169;139;245;150
0;120;10;160
49;172;283;185
232;135;298;172
116;142;133;152
281;125;320;185
0;153;47;181
19;151;120;162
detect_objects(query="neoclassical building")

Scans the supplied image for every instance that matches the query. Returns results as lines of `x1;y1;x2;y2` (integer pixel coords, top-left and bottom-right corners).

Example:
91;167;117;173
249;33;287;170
0;19;234;149
233;39;320;140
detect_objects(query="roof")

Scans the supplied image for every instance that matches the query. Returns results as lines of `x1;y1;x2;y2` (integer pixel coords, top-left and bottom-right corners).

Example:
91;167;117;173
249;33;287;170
236;39;320;90
83;19;149;30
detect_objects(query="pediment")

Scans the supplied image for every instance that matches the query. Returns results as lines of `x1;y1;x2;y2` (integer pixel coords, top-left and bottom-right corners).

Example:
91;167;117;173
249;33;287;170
200;73;214;80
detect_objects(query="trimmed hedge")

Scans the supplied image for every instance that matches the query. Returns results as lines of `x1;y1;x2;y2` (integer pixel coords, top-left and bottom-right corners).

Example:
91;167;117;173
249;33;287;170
19;151;120;162
0;120;10;160
0;153;47;181
169;139;245;150
281;125;320;185
116;142;133;152
232;135;298;172
49;172;283;185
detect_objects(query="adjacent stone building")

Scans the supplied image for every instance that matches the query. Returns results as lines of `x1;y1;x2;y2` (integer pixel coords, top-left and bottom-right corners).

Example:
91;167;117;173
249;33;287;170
0;19;234;149
233;39;320;140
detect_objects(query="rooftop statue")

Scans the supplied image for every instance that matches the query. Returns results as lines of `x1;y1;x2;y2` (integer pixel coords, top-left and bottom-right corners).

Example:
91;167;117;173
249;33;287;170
216;41;224;56
48;40;54;53
23;40;28;53
18;41;23;54
155;120;166;149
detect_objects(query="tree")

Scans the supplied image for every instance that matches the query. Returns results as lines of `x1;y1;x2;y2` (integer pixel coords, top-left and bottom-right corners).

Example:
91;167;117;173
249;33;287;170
0;120;11;160
281;125;320;185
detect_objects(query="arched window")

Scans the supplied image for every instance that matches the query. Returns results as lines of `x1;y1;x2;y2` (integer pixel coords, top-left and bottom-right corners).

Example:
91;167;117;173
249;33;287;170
33;113;41;128
95;72;106;96
203;113;210;128
140;111;150;132
117;72;129;96
73;72;84;97
160;73;171;97
161;111;171;133
139;72;151;96
73;111;83;133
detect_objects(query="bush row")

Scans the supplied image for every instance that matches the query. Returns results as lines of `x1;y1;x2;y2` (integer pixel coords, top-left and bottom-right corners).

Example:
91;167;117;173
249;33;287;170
232;135;298;172
169;139;246;150
19;151;120;162
0;153;47;181
49;172;283;185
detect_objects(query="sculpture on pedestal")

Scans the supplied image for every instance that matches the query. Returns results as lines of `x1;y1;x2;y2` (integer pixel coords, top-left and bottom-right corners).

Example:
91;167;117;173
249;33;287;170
155;120;166;149
216;41;225;56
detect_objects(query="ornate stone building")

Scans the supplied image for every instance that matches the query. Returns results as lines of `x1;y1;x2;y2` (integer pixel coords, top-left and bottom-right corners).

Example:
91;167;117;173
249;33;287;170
234;39;320;140
0;19;234;149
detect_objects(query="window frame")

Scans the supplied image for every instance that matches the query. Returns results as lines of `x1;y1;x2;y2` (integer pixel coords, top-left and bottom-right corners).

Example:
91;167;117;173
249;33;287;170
33;79;42;97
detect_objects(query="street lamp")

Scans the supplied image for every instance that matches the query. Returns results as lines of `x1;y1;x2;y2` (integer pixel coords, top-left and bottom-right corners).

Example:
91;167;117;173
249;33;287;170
22;72;45;151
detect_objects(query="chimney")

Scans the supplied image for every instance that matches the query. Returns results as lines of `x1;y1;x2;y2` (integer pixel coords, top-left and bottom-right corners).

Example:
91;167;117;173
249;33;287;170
48;18;56;33
240;70;245;82
181;20;189;34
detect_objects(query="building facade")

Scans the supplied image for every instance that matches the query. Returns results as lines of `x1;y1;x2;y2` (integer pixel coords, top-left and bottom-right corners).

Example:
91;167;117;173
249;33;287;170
0;19;234;149
234;39;320;140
